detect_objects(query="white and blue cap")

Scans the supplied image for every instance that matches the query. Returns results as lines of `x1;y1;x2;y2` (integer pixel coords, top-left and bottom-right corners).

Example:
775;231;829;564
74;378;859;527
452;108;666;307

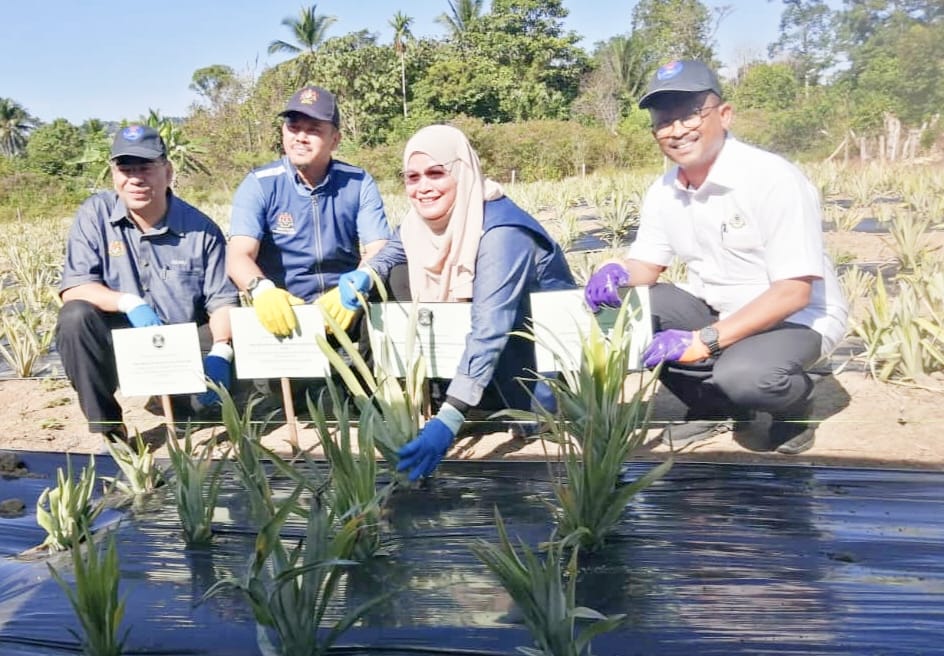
110;125;167;160
638;60;723;109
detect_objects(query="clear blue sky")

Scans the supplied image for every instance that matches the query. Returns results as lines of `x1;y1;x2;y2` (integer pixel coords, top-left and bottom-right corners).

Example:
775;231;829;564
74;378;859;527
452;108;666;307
4;1;794;125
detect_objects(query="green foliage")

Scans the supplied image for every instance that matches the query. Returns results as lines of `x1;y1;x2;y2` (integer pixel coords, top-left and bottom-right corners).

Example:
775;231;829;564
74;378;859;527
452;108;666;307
297;32;403;147
629;0;716;68
524;293;671;550
103;431;165;500
166;430;228;546
204;492;389;656
190;64;237;107
25;119;85;177
48;530;128;656
216;386;282;526
436;0;485;38
143;109;211;178
314;284;426;467
0;156;86;222
268;3;337;55
768;0;837;89
731;86;839;158
471;509;625;656
732;62;800;111
306;383;393;560
853;208;944;386
36;456;103;552
837;3;944;126
0;97;36;157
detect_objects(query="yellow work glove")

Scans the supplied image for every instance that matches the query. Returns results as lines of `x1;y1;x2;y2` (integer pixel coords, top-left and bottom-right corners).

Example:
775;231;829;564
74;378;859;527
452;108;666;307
252;283;304;337
316;286;359;333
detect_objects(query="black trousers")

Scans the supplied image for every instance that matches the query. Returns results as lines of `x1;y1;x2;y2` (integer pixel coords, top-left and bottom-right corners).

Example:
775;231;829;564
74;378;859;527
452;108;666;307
56;300;132;433
56;300;209;433
648;283;823;417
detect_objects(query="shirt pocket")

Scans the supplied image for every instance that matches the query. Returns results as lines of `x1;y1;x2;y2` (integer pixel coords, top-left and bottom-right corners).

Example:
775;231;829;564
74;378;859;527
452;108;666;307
719;223;765;280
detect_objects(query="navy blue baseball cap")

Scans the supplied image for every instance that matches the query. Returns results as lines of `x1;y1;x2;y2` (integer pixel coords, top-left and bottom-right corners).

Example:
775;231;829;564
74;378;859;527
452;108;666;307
279;85;340;127
110;125;167;160
638;60;723;109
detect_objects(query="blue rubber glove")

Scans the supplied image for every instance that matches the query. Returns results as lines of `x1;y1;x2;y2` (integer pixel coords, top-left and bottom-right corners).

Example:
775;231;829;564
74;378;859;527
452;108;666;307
532;379;558;415
397;403;464;481
194;345;233;408
642;329;704;367
584;263;630;313
119;294;162;327
338;269;373;310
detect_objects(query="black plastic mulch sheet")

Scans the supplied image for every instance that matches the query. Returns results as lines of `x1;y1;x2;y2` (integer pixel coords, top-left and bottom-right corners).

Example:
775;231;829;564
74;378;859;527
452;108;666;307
1;452;942;655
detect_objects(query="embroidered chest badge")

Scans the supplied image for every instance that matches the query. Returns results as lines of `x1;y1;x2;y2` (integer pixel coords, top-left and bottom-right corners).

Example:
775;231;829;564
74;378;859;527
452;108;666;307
274;212;296;234
108;240;126;257
729;213;746;229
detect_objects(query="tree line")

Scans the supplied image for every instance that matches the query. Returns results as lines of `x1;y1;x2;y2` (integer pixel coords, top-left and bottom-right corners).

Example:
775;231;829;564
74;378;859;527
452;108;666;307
1;0;941;209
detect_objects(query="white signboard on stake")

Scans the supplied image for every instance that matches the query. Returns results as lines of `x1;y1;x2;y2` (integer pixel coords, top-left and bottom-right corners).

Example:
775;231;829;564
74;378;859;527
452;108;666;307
112;322;205;397
368;301;470;378
230;306;330;379
530;287;652;372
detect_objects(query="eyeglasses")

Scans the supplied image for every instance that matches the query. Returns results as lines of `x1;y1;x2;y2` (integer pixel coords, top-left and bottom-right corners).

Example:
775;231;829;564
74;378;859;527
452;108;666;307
651;104;720;137
402;160;457;186
112;160;166;177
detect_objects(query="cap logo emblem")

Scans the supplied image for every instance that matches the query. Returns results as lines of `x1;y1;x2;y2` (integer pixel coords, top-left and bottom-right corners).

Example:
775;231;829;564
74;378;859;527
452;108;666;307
729;214;746;229
299;88;318;105
121;125;144;141
657;61;683;80
108;240;126;257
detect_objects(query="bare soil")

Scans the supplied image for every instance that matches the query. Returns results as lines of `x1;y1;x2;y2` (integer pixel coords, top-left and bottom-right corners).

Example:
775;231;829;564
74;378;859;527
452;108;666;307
0;230;941;471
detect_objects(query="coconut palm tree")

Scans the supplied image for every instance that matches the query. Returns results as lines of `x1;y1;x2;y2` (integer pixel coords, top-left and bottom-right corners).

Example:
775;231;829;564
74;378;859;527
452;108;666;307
268;4;337;55
0;98;36;157
389;12;414;118
435;0;484;40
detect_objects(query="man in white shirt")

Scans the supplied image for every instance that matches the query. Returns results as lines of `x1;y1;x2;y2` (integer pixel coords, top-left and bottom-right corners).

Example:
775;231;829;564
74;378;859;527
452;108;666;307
585;60;847;455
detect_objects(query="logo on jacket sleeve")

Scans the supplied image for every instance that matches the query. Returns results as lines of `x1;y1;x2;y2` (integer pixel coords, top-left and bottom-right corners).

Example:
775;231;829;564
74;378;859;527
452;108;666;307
274;212;296;235
108;240;126;257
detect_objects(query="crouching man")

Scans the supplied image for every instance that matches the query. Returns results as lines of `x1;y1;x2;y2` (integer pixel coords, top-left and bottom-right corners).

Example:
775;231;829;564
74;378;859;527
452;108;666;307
56;125;239;444
585;61;848;454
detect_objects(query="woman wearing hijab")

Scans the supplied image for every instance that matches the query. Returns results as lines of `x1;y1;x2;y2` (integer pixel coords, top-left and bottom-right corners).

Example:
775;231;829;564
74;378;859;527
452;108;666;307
333;124;575;480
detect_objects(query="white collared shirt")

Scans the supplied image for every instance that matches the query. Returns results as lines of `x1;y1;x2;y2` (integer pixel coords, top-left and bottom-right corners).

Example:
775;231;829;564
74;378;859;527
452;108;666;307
628;136;848;354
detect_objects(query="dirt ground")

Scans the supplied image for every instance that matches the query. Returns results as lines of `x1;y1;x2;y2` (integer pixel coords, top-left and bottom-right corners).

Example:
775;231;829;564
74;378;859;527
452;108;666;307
0;350;941;472
1;230;941;471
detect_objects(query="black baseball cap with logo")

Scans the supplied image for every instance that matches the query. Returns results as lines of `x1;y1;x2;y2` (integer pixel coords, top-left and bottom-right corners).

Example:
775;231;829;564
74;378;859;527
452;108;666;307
279;85;341;127
638;60;723;109
110;125;167;160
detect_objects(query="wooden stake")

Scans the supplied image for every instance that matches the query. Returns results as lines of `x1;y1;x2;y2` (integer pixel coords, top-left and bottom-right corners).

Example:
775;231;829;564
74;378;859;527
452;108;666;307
280;377;299;450
161;394;176;441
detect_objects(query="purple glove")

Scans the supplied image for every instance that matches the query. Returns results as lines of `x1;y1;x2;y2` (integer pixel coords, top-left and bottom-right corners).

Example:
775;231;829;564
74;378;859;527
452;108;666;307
338;270;372;310
584;263;630;313
195;354;232;408
642;329;694;368
397;417;457;481
126;304;162;328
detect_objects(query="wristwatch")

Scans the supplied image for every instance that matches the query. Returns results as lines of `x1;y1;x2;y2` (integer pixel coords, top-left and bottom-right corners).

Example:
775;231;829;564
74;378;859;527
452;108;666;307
246;276;267;295
698;326;723;357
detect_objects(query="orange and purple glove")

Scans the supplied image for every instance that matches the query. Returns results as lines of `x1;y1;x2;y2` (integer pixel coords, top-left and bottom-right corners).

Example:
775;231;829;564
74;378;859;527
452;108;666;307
642;329;709;367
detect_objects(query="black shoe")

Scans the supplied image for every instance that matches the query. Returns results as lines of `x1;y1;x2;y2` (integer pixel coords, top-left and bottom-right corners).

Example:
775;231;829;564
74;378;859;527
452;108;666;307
103;425;128;444
658;409;754;449
769;399;816;455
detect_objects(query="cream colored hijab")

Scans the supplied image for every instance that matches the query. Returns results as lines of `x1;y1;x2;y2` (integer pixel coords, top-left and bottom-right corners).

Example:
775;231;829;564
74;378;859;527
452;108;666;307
399;125;504;301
